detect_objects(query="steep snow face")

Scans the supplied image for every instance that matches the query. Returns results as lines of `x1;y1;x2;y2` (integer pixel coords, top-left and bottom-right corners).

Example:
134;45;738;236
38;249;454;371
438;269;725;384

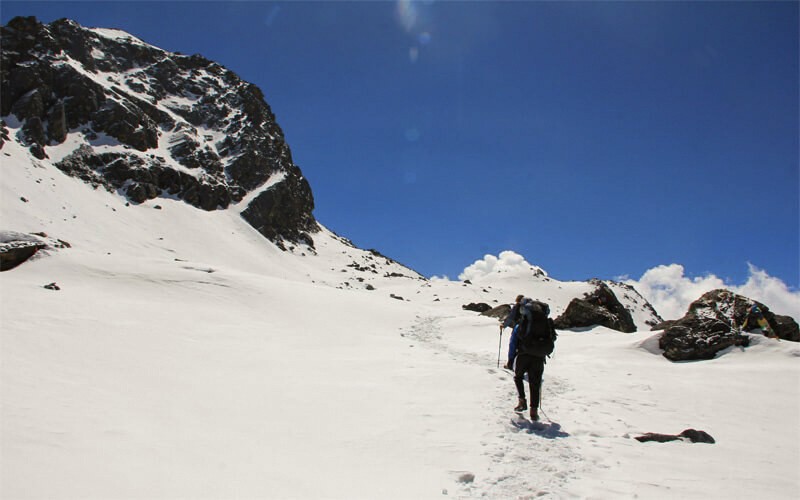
1;16;317;248
0;137;416;287
2;143;798;500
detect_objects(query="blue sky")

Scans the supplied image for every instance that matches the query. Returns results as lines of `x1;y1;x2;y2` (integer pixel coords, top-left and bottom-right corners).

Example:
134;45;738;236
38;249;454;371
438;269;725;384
3;1;798;288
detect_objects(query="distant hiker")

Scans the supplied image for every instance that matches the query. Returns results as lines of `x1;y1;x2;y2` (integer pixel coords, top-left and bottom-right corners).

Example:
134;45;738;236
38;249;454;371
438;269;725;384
502;296;557;421
500;294;524;369
744;304;778;339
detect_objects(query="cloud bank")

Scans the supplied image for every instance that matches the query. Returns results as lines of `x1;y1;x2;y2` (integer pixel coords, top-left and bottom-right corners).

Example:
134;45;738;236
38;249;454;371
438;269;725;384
458;251;545;281
455;251;798;322
626;263;800;321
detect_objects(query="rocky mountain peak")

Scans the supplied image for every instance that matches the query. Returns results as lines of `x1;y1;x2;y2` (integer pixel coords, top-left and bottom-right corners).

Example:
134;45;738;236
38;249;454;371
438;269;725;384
1;16;318;249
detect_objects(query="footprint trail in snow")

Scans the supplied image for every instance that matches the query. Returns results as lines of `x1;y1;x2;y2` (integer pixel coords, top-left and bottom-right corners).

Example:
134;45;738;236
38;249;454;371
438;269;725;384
400;315;598;498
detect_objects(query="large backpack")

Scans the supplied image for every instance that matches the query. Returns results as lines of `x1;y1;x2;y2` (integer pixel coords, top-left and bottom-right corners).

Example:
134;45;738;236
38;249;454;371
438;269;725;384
516;299;557;358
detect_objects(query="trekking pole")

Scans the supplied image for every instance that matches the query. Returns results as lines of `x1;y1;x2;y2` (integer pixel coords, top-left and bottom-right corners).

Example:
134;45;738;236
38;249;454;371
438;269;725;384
497;325;503;368
538;377;550;422
539;376;544;412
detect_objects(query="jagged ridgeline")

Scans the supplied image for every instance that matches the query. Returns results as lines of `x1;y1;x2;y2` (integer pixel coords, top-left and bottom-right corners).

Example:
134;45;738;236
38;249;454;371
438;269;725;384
1;16;318;249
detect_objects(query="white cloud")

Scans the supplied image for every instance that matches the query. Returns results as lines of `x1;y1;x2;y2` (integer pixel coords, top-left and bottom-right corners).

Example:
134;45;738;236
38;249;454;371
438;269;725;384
458;250;544;281
626;263;799;321
736;263;800;319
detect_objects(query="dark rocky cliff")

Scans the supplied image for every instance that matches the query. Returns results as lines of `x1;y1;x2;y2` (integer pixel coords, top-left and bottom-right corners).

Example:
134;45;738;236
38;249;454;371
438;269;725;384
1;16;318;249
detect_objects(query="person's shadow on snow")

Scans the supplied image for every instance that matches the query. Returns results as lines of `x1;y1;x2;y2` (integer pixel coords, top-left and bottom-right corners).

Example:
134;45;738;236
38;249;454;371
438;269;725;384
510;417;570;439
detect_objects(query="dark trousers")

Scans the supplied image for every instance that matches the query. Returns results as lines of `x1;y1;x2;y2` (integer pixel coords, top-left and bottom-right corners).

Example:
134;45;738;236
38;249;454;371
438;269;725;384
514;354;545;408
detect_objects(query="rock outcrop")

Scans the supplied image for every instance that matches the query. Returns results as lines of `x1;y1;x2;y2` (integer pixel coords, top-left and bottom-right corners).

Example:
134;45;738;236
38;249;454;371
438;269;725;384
635;429;715;444
0;240;46;271
658;289;799;361
481;304;512;320
0;231;70;271
554;280;637;333
462;302;492;313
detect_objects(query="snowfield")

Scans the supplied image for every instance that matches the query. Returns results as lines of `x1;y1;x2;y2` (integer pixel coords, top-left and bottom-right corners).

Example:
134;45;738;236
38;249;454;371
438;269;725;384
1;137;798;499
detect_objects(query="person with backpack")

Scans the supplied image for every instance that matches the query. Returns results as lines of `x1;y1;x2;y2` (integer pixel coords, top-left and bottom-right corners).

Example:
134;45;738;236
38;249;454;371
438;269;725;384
501;296;556;421
743;303;778;338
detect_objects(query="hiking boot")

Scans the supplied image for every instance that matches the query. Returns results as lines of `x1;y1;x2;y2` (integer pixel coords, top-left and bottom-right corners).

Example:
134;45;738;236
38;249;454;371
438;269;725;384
514;399;527;412
530;409;540;421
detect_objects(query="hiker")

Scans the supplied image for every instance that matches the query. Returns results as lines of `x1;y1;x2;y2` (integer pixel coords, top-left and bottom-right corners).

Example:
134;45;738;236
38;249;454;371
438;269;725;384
744;304;778;338
503;297;556;421
500;294;524;369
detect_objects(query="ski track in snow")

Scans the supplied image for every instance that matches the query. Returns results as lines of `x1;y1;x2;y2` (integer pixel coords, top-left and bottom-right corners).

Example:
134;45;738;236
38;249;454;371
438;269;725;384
401;315;591;498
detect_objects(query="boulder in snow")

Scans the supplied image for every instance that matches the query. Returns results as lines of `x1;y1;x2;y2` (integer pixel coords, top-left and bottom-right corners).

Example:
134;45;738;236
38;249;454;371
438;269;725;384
554;280;637;333
0;231;72;271
481;303;511;320
0;240;46;271
659;289;799;361
0;232;47;271
462;302;491;313
635;429;715;444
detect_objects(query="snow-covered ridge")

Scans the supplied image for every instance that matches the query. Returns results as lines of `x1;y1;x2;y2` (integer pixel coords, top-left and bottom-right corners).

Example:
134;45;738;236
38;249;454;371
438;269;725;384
90;26;151;46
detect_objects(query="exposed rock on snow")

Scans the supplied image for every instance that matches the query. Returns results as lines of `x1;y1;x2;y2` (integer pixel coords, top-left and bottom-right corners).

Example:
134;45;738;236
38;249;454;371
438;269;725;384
635;429;716;444
462;302;491;313
481;303;511;320
0;230;68;270
554;280;637;333
0;239;45;271
771;315;800;342
659;289;799;361
1;16;318;248
660;316;750;362
456;472;475;484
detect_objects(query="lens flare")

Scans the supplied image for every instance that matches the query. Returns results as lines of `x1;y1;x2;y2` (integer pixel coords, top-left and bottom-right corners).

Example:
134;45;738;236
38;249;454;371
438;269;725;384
396;0;418;33
397;1;435;63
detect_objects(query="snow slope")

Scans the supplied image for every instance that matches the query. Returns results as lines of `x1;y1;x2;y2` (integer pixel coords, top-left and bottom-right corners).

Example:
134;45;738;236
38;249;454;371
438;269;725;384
2;140;799;498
